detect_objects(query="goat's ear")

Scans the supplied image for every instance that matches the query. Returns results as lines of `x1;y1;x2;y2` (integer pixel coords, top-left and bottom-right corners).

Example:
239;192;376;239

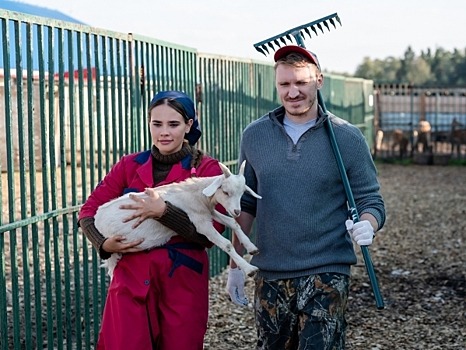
218;162;232;178
239;160;246;176
202;176;224;197
245;185;262;199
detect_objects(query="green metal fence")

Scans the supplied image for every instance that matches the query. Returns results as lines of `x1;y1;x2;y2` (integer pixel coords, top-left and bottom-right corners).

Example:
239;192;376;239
321;74;375;149
0;9;373;349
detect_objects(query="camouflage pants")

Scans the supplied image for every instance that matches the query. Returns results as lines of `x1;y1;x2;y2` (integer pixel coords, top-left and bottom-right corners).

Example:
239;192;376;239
254;273;349;350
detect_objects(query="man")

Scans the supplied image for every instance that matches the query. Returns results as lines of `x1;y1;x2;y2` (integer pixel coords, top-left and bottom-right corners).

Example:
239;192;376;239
226;45;385;349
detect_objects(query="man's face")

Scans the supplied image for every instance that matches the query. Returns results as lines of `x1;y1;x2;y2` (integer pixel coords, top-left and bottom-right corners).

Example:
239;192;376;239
275;63;323;119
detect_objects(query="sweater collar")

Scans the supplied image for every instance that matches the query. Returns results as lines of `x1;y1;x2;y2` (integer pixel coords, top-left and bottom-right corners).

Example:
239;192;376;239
271;105;328;128
151;143;192;170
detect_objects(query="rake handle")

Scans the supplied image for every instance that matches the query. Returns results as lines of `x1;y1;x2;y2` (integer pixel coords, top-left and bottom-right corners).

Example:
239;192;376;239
318;91;385;310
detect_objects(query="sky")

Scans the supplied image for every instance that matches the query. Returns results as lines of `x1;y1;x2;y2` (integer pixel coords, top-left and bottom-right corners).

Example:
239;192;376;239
12;0;466;74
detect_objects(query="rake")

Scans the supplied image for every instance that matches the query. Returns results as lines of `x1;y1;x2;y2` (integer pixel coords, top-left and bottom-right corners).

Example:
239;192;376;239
253;13;385;310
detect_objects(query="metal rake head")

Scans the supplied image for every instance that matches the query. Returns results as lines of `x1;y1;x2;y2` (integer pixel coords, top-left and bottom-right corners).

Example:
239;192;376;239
253;13;342;56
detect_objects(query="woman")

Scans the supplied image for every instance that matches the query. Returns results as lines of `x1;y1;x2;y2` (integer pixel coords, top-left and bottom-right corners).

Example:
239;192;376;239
78;90;223;349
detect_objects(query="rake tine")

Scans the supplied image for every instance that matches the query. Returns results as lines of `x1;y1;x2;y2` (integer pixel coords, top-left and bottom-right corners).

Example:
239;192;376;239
311;25;318;36
304;27;312;39
279;37;287;46
335;14;342;26
317;22;324;34
273;39;281;48
255;46;266;56
329;18;337;29
261;44;270;55
299;31;307;44
267;42;275;51
323;20;330;32
285;33;293;43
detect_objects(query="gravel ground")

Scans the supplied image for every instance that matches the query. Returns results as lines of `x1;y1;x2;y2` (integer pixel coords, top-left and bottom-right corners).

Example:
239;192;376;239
204;163;466;350
3;163;465;349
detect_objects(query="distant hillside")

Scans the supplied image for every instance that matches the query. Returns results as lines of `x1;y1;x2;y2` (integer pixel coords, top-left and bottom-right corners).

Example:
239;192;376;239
0;0;85;24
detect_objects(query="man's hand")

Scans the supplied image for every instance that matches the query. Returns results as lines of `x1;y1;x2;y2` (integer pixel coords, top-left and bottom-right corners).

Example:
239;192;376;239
101;235;144;253
119;188;167;228
346;220;374;246
226;267;248;307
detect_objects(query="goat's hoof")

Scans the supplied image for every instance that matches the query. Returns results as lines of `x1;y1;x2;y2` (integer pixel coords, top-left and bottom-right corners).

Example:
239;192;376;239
245;266;259;277
249;249;259;255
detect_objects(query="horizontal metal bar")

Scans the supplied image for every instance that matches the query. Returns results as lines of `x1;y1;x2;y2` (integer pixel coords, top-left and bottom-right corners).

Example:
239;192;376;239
0;9;128;39
0;205;81;233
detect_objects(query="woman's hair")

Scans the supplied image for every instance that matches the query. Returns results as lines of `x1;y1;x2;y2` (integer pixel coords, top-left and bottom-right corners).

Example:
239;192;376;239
148;98;189;122
187;143;204;169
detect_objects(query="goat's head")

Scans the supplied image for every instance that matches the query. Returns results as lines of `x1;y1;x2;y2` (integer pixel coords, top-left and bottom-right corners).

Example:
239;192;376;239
202;160;261;218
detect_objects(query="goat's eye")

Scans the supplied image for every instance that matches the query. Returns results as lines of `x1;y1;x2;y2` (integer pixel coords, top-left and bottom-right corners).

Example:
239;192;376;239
222;190;229;196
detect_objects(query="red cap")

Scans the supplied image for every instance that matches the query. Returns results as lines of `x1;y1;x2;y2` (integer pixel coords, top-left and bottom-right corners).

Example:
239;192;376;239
273;45;321;70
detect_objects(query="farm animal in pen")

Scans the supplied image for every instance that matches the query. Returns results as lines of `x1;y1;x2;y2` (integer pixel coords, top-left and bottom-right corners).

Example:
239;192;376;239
450;118;466;156
391;129;410;159
374;129;384;157
414;120;432;153
94;160;261;279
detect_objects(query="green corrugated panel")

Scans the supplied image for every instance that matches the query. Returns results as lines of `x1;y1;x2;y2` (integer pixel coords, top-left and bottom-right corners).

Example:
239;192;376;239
321;74;374;151
322;74;346;119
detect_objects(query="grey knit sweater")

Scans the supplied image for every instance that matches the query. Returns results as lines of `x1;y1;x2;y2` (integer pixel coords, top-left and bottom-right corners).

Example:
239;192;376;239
240;106;385;279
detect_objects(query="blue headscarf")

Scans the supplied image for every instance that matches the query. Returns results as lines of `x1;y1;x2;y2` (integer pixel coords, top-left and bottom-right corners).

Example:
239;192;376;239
149;90;201;145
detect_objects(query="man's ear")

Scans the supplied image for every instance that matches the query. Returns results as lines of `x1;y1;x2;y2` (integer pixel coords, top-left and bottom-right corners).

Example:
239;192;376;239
317;73;324;89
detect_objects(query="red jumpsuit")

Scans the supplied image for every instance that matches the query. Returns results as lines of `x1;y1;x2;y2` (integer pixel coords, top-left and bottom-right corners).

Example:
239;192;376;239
79;150;223;349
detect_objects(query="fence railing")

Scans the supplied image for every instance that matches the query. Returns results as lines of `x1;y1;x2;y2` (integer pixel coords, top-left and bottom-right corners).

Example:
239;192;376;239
0;9;374;349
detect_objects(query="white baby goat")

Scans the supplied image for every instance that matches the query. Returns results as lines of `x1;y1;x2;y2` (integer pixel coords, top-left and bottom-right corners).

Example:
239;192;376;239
94;160;261;279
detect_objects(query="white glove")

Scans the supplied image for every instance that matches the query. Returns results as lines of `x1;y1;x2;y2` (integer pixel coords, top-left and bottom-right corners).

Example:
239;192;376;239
345;220;374;246
226;267;248;307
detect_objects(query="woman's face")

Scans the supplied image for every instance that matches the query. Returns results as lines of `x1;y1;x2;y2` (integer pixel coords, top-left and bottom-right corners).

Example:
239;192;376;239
149;103;193;155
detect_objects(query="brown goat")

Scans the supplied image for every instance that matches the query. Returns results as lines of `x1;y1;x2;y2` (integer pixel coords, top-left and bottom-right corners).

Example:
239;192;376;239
450;118;466;156
391;129;409;159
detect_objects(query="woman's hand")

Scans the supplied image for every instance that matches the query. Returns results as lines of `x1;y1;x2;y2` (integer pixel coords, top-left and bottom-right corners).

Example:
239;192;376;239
101;235;144;253
120;188;167;228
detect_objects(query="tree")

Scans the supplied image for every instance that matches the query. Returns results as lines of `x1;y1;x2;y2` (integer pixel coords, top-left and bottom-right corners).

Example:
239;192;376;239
405;57;431;85
451;48;466;86
354;56;401;82
353;46;466;87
